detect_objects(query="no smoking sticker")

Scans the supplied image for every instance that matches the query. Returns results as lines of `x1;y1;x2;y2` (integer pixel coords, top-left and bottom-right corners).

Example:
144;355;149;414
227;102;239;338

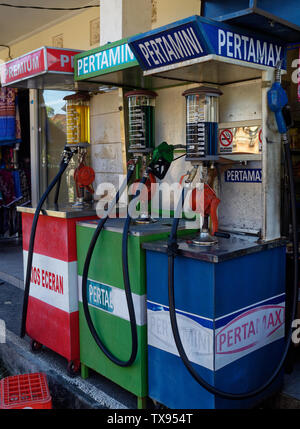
219;129;233;153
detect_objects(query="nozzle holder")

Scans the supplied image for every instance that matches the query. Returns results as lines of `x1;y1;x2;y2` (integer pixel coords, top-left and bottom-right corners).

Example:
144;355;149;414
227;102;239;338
191;229;218;246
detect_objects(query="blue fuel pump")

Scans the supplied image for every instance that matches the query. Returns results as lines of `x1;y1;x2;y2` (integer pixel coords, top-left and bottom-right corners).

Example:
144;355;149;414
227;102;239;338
144;64;298;406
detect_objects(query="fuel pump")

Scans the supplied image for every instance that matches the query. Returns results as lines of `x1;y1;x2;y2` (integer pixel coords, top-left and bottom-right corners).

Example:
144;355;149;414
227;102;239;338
164;68;299;401
20;92;93;339
81;89;186;370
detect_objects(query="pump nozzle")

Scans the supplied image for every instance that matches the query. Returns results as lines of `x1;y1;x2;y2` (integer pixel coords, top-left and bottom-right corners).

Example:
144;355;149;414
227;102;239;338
148;142;178;179
267;61;293;134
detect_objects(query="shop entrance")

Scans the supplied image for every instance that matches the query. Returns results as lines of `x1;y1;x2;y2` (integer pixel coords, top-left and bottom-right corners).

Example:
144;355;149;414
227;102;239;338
0;88;31;238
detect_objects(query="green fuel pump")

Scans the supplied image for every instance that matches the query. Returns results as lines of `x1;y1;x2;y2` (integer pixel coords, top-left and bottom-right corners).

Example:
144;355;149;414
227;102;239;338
78;89;193;407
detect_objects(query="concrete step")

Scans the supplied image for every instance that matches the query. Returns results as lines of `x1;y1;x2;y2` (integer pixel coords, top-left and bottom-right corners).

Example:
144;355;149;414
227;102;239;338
0;329;137;409
1;270;300;409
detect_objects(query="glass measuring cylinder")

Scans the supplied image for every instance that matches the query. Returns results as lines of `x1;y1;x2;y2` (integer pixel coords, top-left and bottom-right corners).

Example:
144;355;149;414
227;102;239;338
126;91;157;152
183;87;222;160
64;93;90;145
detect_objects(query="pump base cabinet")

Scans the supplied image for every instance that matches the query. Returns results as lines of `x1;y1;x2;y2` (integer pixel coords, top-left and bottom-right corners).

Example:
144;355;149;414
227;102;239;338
76;218;196;409
19;208;97;374
143;237;286;409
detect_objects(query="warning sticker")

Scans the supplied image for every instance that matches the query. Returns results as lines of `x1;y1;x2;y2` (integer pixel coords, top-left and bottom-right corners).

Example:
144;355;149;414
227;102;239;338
218;126;261;155
219;129;233;153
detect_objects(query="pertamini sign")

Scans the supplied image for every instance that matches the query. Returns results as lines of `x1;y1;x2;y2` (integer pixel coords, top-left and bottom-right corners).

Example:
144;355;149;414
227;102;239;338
128;15;286;71
74;39;138;80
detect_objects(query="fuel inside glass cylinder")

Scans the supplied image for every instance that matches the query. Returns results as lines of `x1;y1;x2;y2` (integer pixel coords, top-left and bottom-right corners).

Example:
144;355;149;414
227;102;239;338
183;87;222;160
64;93;90;145
126;91;157;152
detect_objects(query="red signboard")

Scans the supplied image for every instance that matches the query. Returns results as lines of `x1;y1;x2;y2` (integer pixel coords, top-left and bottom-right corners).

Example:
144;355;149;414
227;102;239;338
1;48;45;86
46;48;81;73
0;47;82;86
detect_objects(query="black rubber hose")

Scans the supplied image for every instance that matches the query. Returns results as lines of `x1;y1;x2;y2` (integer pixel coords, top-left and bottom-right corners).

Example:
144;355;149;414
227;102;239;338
167;143;298;399
120;174;150;363
81;167;138;367
54;175;62;207
20;149;75;338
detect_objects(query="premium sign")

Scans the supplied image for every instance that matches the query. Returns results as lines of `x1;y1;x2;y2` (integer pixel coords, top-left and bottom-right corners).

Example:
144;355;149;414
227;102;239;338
129;15;286;71
0;48;45;85
1;47;82;86
46;47;81;73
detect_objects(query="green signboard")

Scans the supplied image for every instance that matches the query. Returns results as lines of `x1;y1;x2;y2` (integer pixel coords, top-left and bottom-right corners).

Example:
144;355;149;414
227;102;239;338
74;38;139;81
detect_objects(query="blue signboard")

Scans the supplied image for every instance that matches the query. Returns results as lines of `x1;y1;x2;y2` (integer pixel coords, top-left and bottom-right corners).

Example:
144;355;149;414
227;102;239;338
225;168;262;183
202;22;284;68
128;17;208;70
128;15;286;72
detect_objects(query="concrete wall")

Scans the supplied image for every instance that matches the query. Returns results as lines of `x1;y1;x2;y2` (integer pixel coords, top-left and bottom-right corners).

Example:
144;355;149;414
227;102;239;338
100;0;152;45
0;8;100;62
89;89;127;200
152;0;201;29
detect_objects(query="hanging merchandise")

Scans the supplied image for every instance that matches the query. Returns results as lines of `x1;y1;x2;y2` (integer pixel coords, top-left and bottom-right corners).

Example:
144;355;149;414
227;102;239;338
0;88;21;146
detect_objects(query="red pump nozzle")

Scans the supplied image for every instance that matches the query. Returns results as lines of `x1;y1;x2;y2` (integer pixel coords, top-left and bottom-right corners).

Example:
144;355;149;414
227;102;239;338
190;184;220;235
74;165;95;196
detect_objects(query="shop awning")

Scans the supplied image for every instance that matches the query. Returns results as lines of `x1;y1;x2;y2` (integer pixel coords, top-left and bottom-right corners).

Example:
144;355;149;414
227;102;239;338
0;46;99;91
127;16;289;86
202;1;300;43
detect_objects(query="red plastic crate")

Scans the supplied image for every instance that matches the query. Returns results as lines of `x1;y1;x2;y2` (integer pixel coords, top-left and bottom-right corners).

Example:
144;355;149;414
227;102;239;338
0;373;52;409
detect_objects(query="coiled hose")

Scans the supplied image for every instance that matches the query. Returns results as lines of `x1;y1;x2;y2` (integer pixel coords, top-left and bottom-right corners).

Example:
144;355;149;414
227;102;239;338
20;148;76;338
167;140;298;399
81;166;141;367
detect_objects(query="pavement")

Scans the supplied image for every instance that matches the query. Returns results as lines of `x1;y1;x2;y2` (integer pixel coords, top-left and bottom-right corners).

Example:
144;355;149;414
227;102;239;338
0;238;139;410
1;237;300;409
